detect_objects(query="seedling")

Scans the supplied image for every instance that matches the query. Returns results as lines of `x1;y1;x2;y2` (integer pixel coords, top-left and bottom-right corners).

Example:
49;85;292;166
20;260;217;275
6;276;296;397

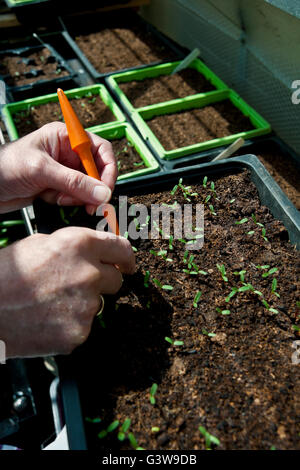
149;383;158;405
128;433;144;450
235;217;248;225
117;418;131;441
292;325;300;332
153;278;173;291
249;214;268;241
261;299;278;314
233;270;246;283
165;337;184;346
98;420;119;439
217;264;228;282
203;176;208;188
216;308;231;315
193;290;202;308
150;249;173;262
271;278;280;298
225;287;238;303
202;329;216;337
208;204;217;216
261;267;278;278
151;427;160;433
85;417;102;424
144;271;150;288
168;235;174;250
198;426;220;450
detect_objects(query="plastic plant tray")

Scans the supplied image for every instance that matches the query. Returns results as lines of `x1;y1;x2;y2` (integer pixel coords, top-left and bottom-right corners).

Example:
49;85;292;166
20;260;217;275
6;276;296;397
61;12;185;80
0;44;75;94
130;88;271;161
27;154;299;450
89;122;160;181
2;84;126;141
106;58;228;113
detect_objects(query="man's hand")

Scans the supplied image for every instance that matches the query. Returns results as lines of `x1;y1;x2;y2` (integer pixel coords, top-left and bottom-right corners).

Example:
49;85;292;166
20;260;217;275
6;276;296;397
0;228;135;358
0;122;117;214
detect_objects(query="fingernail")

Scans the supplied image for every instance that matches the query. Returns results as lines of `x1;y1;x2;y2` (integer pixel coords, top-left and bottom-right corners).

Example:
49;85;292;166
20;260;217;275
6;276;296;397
57;195;74;206
86;205;97;216
93;184;111;204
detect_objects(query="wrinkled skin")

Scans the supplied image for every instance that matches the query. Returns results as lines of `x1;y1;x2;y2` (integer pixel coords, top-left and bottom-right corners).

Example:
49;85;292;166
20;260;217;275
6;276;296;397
0;123;135;358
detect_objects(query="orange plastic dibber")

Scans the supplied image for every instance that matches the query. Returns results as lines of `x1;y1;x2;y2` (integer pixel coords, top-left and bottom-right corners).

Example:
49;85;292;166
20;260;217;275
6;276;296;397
57;88;120;235
57;88;100;180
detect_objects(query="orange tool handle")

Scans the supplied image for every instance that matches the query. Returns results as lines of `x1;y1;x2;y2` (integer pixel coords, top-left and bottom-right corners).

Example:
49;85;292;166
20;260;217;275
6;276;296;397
57;88;100;180
57;88;120;236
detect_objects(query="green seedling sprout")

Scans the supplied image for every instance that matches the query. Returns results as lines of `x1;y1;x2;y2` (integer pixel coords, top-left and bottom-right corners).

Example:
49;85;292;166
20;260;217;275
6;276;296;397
208;204;217;216
292;325;300;332
235;217;248;225
216;307;231;315
193;290;202;308
202;329;216;337
203;176;208;188
168;235;174;250
261;299;278;314
150;249;172;262
233;270;246;283
149;383;158;405
128;433;144;450
144;271;150;288
225;287;238;303
153;278;173;291
98;420;120;439
261;267;278;278
165;337;184;346
271;278;280;298
85;417;101;424
151;427;160;433
198;426;220;450
217;264;228;282
117;418;131;441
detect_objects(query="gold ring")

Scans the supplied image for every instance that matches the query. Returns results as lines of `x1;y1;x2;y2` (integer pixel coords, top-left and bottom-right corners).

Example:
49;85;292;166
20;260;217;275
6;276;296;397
96;295;105;317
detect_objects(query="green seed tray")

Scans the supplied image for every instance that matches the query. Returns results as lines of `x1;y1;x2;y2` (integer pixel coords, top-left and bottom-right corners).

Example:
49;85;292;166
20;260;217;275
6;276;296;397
89;122;160;181
2;84;126;141
106;58;228;113
130;89;271;161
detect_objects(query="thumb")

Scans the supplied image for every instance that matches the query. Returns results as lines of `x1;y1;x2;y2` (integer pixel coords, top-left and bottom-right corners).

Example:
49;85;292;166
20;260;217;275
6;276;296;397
45;160;111;206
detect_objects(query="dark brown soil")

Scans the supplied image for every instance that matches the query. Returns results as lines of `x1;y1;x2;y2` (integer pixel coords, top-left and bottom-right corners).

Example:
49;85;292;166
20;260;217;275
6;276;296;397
119;69;216;108
13;95;116;138
146;101;254;151
237;142;300;210
0;47;68;87
112;138;146;176
74;15;178;74
65;169;299;450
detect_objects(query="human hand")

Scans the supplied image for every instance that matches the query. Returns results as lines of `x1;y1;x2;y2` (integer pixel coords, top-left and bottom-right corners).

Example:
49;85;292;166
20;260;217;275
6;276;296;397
0;227;135;358
0;122;117;214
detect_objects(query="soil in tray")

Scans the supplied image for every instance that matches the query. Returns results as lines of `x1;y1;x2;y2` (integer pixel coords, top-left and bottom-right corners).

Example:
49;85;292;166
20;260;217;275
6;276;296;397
146;100;254;151
237;141;300;210
60;169;300;450
119;69;216;108
74;13;178;74
0;48;68;87
112;138;146;176
13;95;116;138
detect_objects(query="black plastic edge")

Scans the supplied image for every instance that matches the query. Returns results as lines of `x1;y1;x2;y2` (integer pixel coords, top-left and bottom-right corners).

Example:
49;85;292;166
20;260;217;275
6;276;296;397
59;374;87;450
